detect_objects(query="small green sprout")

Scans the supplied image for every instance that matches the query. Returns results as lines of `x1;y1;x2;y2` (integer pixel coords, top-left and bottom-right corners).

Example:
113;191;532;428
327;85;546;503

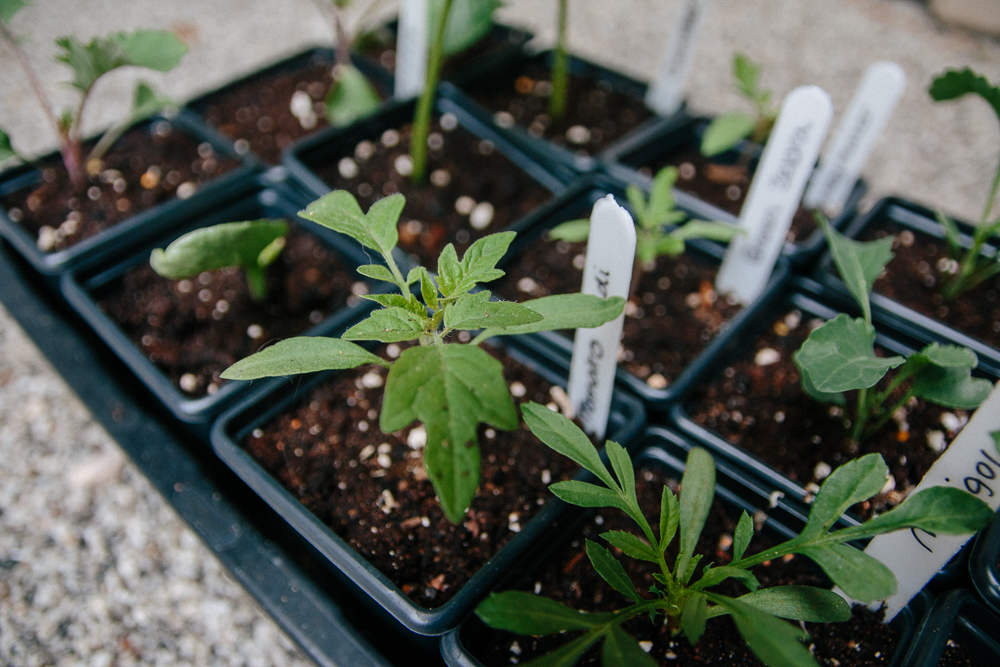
928;68;1000;300
0;1;187;190
476;403;993;667
548;0;570;121
701;53;778;158
149;220;288;302
221;190;625;523
793;215;992;442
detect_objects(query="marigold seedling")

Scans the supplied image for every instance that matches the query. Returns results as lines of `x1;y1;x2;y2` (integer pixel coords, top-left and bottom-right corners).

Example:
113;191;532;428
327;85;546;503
927;68;1000;300
221;190;625;523
794;214;992;442
475;403;993;667
0;2;186;190
149;220;288;301
701;53;778;158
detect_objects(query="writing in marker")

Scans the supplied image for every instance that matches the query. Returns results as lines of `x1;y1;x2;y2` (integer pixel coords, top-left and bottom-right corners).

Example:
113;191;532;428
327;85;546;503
769;122;812;190
745;205;781;261
576;340;604;424
663;3;699;78
593;267;610;298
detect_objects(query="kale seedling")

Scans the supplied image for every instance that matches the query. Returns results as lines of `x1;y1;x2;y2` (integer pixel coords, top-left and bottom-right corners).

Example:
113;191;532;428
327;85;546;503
701;53;778;158
149;220;288;302
794;215;992;442
927;68;1000;300
0;1;187;191
221;190;625;523
476;403;993;667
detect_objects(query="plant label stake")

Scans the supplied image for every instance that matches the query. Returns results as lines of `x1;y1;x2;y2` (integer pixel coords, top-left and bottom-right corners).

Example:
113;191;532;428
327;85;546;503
859;381;1000;621
716;85;833;304
804;61;906;216
396;0;429;99
644;0;712;116
568;195;636;440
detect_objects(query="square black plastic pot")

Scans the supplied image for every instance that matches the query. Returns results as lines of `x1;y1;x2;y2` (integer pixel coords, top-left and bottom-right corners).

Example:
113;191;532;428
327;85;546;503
59;180;379;433
441;426;927;667
185;47;394;167
490;173;791;411
0;110;260;278
897;589;1000;666
446;50;678;183
970;508;1000;616
209;332;645;636
603;114;867;268
815;197;1000;378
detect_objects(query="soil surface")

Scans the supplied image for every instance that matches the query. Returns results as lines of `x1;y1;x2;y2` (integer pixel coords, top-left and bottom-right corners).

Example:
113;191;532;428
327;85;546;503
468;464;902;666
97;222;361;397
2;120;240;253
310;114;552;267
686;306;965;517
468;61;655;157
242;347;584;608
859;216;1000;350
490;235;741;391
639;145;817;247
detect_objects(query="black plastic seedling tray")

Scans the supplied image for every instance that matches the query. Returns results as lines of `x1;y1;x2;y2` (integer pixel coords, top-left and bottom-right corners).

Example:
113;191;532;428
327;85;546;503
0;239;449;666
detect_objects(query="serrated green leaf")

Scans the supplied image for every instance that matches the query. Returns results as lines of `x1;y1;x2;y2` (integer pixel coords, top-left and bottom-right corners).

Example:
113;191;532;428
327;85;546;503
113;30;187;71
802;453;889;540
676;448;715;580
365;193;403;256
733;53;761;100
55;30;187;94
477;294;625;340
680;593;708;645
357;263;397;282
0;0;27;23
434;0;501;56
436;243;462;297
549;480;628;512
816;213;895;323
475;591;610;634
600;530;658;563
522;402;616;489
299;190;375;250
733;510;753;561
706;593;818;667
342;307;426;342
444;291;542;331
659;487;679;553
701;111;755;156
547;218;591;243
325;63;381;127
830;486;994;543
647;166;678;224
735;586;852;623
221;337;387;380
606;441;636;507
929;68;1000;124
681;553;703;585
793;314;904;393
150;220;288;279
695;565;759;592
602;625;657;667
798;543;896;603
405;266;421;286
649;234;684;260
362;293;417;310
455;231;515;291
586;539;642;602
382;344;517;522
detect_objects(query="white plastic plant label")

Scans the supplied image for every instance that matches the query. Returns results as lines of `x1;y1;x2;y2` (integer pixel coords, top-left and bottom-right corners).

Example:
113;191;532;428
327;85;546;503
715;85;833;305
861;381;1000;621
395;0;428;99
567;195;636;441
644;0;712;116
803;62;906;216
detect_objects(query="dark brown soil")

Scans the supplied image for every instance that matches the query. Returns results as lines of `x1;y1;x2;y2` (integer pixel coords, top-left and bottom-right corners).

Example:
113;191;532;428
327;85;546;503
242;348;583;608
194;55;342;165
639;145;817;246
469;62;655;157
310;115;552;266
859;217;1000;350
687;307;964;516
2;120;240;252
469;465;901;667
939;639;976;666
490;235;741;390
97;222;360;397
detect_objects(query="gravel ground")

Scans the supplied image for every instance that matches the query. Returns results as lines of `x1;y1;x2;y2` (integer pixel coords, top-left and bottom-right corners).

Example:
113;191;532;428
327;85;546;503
1;1;999;666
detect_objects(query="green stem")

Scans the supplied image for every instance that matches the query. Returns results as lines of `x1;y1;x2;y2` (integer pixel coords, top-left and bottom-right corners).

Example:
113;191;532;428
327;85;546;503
861;389;915;441
410;0;454;183
245;266;268;301
850;387;870;443
548;0;569;121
